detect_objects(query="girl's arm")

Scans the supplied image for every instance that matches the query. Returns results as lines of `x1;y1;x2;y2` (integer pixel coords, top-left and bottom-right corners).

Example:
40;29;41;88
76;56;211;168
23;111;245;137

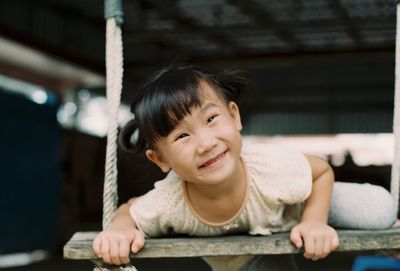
92;197;145;265
289;155;339;261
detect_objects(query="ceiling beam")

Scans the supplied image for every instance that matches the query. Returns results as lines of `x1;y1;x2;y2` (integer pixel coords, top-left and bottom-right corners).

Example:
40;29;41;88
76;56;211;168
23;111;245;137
146;0;247;55
329;0;363;48
0;36;104;92
227;0;302;51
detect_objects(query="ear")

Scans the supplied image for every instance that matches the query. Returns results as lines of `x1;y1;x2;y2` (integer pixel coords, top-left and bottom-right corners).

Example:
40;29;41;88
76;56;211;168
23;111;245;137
145;149;171;173
228;101;242;131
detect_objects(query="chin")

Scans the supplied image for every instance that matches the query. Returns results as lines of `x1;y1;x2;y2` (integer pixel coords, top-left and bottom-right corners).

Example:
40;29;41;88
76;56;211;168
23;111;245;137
205;165;238;185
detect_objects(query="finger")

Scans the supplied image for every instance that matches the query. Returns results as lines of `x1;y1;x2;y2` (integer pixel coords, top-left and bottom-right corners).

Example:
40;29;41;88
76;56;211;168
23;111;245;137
92;237;102;258
289;227;303;248
313;235;324;260
110;238;121;265
321;237;332;259
303;236;316;260
119;239;131;264
101;238;111;264
131;232;145;253
331;233;340;250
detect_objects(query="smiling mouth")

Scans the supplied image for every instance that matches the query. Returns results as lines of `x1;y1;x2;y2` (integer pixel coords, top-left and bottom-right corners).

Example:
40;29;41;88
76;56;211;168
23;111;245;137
199;151;227;169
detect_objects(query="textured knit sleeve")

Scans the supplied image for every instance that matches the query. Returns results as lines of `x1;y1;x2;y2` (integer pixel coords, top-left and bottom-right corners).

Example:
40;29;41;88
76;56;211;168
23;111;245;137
243;141;313;205
129;172;182;237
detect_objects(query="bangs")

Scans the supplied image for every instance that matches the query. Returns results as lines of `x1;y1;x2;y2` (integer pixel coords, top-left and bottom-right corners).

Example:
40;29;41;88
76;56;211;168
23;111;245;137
134;68;203;144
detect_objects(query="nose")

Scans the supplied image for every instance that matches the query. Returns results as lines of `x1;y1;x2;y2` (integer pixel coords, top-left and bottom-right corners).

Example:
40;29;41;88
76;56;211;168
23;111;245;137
196;129;217;154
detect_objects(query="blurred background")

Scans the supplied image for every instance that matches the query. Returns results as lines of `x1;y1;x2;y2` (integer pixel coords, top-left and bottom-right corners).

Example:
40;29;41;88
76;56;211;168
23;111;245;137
0;0;397;270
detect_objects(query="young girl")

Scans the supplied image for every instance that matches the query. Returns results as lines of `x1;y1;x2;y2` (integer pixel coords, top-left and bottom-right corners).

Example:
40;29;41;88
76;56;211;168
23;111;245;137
93;64;397;271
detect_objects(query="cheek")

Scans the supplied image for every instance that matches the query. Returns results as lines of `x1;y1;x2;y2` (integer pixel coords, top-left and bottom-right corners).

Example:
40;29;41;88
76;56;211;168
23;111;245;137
220;121;241;139
223;123;242;150
167;146;192;166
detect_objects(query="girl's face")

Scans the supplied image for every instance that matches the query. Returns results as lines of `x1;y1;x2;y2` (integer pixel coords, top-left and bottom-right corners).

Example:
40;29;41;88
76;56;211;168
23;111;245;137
146;82;243;187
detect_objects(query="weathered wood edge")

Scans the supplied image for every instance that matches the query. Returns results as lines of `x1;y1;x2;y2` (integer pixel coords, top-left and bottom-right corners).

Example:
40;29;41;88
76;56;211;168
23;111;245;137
64;229;400;260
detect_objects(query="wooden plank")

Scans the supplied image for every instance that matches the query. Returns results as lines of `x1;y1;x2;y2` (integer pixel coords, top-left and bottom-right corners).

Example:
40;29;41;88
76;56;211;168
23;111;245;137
64;229;400;260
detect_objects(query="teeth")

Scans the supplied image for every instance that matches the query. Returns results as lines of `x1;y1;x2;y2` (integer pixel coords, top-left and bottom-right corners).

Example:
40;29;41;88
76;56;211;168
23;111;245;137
202;153;223;167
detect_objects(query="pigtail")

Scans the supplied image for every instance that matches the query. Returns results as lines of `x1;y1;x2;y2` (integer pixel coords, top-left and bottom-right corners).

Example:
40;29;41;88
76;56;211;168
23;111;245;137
213;69;249;102
118;119;147;156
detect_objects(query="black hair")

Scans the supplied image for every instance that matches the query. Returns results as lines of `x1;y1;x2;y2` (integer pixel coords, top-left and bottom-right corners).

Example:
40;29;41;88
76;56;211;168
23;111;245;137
119;64;247;155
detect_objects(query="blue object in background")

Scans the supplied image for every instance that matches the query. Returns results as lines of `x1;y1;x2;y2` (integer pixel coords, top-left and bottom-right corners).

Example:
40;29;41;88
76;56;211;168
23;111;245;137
352;256;400;271
0;89;60;254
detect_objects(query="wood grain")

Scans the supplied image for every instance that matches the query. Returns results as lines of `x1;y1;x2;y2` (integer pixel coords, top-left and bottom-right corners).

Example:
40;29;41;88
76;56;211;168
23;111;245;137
64;228;400;260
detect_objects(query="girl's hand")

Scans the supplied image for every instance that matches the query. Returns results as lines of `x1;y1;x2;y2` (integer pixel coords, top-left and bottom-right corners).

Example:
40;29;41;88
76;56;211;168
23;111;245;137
92;227;145;265
289;220;339;261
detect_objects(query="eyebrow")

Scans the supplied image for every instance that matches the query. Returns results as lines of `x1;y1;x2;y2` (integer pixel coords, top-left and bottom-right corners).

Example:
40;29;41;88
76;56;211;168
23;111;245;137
167;102;218;140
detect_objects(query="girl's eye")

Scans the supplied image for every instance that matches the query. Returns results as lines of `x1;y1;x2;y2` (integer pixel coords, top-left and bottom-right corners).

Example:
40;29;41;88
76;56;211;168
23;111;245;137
207;114;218;124
175;133;188;141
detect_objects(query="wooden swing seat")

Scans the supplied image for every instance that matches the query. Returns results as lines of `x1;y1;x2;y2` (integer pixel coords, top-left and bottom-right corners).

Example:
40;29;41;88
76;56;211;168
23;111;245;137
64;228;400;261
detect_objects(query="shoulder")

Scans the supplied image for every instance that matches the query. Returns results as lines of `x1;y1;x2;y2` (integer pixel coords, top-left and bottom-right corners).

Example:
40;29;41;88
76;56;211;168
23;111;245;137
138;170;183;204
130;171;185;236
153;171;182;191
242;137;312;203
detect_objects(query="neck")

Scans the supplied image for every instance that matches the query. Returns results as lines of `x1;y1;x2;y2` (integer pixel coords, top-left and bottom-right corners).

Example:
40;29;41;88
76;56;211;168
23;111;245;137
184;158;248;224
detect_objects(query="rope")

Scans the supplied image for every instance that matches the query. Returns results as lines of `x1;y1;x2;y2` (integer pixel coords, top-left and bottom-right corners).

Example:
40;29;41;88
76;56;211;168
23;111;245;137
392;2;400;212
103;17;123;230
98;12;137;271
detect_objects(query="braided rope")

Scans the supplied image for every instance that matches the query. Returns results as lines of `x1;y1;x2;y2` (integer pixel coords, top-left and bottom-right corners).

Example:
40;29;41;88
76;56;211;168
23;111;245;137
392;2;400;212
103;17;123;230
97;16;137;271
